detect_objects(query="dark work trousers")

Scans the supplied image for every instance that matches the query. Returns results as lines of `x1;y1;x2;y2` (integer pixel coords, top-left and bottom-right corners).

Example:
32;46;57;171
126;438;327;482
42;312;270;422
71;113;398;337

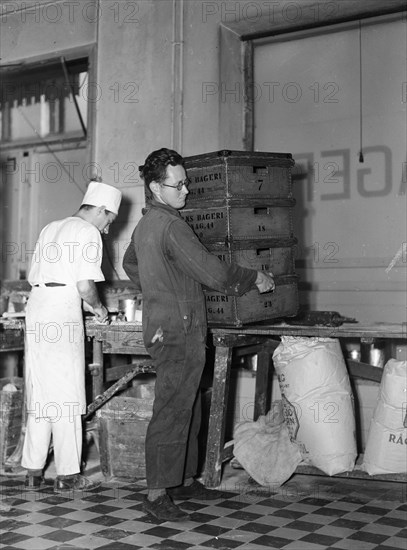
145;329;206;489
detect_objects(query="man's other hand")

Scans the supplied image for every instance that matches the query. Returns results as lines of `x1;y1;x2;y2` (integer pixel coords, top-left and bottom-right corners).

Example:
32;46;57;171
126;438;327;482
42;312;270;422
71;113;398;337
255;271;275;294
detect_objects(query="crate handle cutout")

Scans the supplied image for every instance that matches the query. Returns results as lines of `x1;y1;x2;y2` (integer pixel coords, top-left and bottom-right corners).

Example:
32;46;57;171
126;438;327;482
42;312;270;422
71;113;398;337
256;248;271;257
252;166;268;174
253;207;269;215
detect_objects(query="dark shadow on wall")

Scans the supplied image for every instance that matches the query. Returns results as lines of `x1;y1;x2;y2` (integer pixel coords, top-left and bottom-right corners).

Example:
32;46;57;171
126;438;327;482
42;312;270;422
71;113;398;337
101;193;134;281
291;158;314;309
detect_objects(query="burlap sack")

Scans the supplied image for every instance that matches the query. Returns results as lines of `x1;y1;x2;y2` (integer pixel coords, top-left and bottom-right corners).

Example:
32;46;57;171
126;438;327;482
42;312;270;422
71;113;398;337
233;400;302;487
362;359;407;475
272;337;357;475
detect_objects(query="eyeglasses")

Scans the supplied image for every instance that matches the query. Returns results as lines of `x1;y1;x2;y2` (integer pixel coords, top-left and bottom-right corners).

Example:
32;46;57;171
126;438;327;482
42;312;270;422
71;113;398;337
161;178;190;191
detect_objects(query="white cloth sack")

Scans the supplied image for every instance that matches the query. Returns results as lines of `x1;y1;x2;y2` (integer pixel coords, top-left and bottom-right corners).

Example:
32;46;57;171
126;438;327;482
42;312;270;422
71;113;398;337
272;337;357;475
362;359;407;475
233;400;302;487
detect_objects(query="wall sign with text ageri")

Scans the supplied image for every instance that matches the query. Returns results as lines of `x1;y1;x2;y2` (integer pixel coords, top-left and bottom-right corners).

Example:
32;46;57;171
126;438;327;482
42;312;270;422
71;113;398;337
293;146;406;200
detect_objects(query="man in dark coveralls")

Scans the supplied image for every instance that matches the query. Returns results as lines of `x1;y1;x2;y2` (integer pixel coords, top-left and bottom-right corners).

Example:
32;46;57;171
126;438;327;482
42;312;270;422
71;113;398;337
123;148;275;521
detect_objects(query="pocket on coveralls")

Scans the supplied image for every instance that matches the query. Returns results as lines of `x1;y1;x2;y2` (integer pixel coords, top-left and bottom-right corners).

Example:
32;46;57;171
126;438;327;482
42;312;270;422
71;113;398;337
144;313;185;362
178;300;205;335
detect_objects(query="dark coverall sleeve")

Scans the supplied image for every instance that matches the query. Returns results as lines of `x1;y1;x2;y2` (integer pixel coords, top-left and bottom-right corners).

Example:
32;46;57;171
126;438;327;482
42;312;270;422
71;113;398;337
166;218;257;296
122;238;142;292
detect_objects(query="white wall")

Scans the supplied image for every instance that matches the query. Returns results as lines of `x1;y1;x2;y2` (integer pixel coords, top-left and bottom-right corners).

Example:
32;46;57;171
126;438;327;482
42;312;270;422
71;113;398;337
94;1;174;276
0;0;97;62
254;18;406;323
94;1;229;277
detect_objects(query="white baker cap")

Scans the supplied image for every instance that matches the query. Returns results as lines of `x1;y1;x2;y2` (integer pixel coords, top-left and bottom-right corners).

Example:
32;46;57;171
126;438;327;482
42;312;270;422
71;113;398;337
81;181;122;215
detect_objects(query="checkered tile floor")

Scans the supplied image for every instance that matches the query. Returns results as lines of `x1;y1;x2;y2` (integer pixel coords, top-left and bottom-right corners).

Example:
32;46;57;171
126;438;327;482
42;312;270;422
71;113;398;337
1;459;405;550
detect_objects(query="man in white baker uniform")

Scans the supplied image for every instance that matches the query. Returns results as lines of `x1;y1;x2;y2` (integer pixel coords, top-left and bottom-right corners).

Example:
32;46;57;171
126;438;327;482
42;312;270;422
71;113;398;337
22;181;122;493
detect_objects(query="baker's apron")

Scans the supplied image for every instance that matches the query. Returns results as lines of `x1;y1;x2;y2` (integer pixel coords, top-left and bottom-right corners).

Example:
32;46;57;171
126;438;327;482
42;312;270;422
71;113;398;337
25;286;86;419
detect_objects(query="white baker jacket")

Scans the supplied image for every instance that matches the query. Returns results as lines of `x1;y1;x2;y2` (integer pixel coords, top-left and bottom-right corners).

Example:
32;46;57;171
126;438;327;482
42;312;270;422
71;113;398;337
25;217;104;419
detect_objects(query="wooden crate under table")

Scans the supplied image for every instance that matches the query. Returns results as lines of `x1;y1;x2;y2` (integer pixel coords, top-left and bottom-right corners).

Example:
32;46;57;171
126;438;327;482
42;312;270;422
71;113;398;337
0;377;23;466
97;384;154;480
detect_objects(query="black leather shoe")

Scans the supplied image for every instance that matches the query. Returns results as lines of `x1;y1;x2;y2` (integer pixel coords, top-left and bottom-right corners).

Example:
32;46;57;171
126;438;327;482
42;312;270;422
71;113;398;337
142;494;190;521
54;474;101;493
168;479;228;501
25;475;44;490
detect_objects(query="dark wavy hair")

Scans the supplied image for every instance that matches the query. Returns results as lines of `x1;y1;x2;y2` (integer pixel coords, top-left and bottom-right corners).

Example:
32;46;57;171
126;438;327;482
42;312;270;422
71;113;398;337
139;148;184;199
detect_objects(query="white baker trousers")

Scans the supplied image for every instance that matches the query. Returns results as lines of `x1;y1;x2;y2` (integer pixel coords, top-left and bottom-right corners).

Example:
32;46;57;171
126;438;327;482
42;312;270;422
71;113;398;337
22;285;86;476
22;413;82;476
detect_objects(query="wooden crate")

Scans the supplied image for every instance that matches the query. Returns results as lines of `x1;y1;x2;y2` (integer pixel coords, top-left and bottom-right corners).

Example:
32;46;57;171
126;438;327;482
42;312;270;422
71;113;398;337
0;327;25;352
0;377;23;466
97;384;154;480
180;199;295;244
208;239;297;277
184;150;294;206
205;274;299;326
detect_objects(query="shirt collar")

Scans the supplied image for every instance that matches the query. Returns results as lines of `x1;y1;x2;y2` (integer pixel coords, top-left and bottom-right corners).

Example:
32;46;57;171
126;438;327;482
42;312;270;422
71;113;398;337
145;198;181;216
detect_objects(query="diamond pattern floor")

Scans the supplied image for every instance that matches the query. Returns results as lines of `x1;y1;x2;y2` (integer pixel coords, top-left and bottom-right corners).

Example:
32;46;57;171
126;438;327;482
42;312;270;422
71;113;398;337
0;454;405;550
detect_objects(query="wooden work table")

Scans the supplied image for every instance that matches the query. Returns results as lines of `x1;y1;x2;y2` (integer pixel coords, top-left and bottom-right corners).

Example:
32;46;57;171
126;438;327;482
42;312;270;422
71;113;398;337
207;322;406;487
3;317;404;484
85;320;149;399
210;322;406;339
85;319;406;487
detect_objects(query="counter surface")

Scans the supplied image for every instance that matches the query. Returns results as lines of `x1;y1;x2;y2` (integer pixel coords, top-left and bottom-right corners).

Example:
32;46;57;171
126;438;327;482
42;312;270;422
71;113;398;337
85;320;407;340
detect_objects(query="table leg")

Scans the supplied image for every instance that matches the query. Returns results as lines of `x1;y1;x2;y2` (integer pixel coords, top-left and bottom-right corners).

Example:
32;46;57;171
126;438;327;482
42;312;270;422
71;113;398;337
203;344;233;488
254;347;271;421
89;339;104;399
253;341;279;420
360;337;375;364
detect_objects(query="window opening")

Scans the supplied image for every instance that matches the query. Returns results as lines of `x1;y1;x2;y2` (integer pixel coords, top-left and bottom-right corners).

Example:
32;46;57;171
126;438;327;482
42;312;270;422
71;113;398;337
0;58;88;142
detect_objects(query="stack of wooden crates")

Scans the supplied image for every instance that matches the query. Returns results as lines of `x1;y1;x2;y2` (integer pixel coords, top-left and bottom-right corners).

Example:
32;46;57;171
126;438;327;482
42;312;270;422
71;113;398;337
181;150;299;326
